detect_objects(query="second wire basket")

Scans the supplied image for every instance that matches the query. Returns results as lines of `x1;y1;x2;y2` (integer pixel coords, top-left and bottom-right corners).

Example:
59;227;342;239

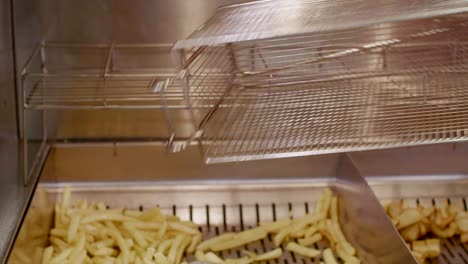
168;0;468;162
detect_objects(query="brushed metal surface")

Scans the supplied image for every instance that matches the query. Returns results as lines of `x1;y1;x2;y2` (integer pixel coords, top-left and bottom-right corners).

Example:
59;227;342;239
46;109;193;139
14;0;252;141
40;142;339;182
0;1;37;262
335;155;416;263
12;0;44;139
47;0;251;44
351;142;468;177
39;141;468;182
0;0;16;139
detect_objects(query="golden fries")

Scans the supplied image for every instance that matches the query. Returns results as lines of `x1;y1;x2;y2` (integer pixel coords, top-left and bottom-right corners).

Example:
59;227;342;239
397;209;423;230
298;233;322;247
254;248;283;261
286;242;321;258
386;199;468;263
194;188;359;264
210;228;267;252
323;248;338;264
14;187;362;264
32;187;203;264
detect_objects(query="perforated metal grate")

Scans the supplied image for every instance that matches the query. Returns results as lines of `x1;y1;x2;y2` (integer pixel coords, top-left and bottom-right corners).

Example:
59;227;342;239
25;184;468;263
191;203;334;264
165;197;468;263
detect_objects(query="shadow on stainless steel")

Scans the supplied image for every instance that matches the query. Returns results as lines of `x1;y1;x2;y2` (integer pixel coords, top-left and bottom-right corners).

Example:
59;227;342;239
334;155;417;263
39;142;339;182
350;142;468;177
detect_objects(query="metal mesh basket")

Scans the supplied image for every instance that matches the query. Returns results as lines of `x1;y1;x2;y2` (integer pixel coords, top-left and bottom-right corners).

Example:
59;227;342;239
170;0;468;163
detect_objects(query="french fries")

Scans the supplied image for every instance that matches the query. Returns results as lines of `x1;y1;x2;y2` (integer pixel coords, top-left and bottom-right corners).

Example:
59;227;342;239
323;248;338;264
286;242;321;258
195;188;359;264
385;200;468;264
20;187;204;264
12;184;468;264
12;188;361;264
210;228;267;252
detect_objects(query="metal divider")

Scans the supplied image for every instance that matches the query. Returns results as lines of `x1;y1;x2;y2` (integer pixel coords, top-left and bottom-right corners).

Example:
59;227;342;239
334;155;417;263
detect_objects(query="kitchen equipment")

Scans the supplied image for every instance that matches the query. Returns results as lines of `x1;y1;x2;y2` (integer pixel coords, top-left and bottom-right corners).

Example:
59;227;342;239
1;0;468;263
168;0;468;163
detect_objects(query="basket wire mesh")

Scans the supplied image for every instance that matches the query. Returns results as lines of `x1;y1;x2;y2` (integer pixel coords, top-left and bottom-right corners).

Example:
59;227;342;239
170;0;468;162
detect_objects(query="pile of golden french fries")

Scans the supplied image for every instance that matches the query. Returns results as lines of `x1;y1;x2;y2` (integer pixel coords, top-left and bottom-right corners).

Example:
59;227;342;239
384;200;468;264
9;187;468;264
194;188;358;264
46;187;204;264
10;188;357;264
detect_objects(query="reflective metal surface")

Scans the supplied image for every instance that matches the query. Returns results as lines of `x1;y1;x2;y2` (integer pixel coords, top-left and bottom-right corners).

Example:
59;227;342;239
45;0;251;44
352;142;468;177
13;0;44;140
14;0;252;141
40;142;339;182
14;0;255;183
0;0;40;262
38;141;468;182
0;0;17;138
335;155;416;263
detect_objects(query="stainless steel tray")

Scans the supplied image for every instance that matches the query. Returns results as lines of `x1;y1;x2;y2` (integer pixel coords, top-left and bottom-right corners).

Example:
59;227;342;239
12;175;468;263
10;143;468;264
